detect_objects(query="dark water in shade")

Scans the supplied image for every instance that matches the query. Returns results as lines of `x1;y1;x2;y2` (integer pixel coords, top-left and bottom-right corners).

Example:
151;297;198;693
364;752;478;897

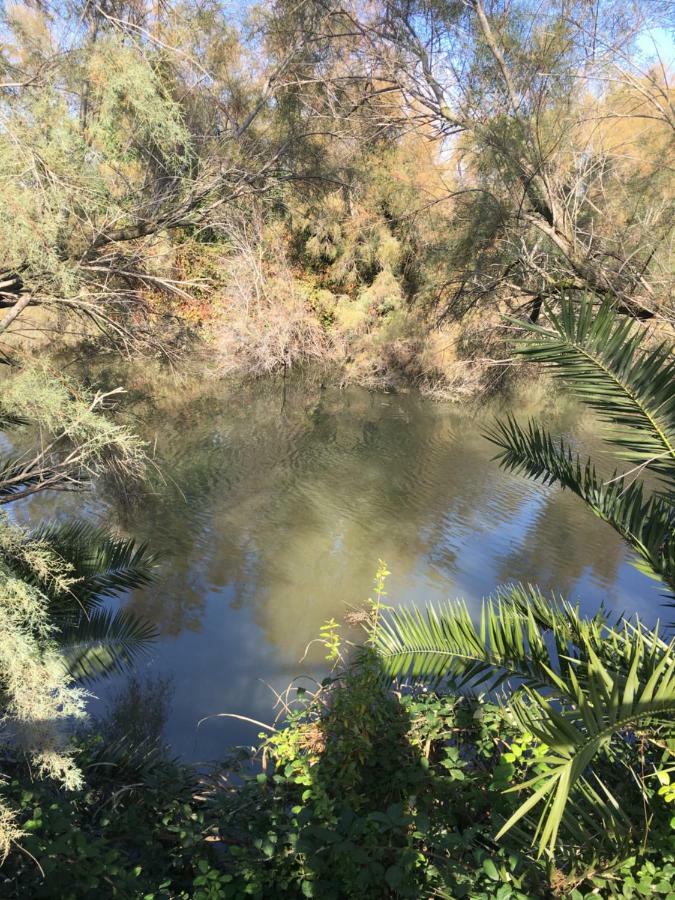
16;369;666;760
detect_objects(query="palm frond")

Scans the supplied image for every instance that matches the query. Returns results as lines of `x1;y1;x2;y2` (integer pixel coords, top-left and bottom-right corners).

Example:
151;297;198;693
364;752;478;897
498;630;675;855
0;410;28;429
509;297;675;480
486;417;675;595
502;582;610;636
59;607;157;682
373;584;594;698
86;734;174;796
373;588;675;856
28;519;156;612
85;733;168;782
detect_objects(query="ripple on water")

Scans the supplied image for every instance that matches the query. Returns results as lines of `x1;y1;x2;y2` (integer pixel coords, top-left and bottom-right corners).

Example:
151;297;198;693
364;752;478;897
18;375;667;760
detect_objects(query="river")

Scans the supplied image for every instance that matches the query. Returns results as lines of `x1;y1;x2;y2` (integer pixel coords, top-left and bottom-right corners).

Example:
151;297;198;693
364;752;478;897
17;365;666;760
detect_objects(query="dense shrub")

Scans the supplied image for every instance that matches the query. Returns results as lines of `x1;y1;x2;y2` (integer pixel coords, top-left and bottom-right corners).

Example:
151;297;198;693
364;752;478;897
1;656;673;898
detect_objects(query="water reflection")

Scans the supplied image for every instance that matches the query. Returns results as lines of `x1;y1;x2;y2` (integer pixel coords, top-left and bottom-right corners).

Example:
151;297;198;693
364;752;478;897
19;368;666;758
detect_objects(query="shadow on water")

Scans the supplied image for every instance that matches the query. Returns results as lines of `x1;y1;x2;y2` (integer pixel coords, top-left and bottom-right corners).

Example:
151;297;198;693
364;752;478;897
16;364;667;758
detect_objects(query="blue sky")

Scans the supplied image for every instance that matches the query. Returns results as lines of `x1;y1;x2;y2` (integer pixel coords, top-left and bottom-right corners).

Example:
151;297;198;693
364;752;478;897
635;26;674;63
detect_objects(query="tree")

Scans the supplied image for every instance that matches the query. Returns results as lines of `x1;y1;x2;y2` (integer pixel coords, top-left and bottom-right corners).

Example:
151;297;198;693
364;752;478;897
270;0;673;322
0;1;312;351
0;368;144;503
0;365;156;675
0;366;156;857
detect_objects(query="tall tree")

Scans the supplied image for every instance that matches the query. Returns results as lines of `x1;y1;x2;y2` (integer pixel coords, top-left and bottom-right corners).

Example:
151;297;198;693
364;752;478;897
269;0;673;320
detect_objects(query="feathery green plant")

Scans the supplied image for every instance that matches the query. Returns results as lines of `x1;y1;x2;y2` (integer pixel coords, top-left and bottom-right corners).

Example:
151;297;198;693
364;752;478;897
0;367;157;681
0;517;157;683
0;366;145;504
487;297;675;597
504;299;674;478
372;584;675;856
0;373;157;855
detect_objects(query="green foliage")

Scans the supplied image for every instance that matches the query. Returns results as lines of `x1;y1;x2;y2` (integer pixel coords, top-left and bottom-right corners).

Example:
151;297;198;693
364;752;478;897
0;366;146;504
0;512;157;858
0;553;87;788
487;417;675;593
86;38;192;171
201;649;675;897
26;519;155;609
59;607;157;683
0;18;194;305
0;378;157;860
208;676;553;898
0;369;156;681
0;515;157;682
1;0;671;391
487;297;675;596
501;298;675;480
1;602;672;897
0;739;227;900
373;584;675;855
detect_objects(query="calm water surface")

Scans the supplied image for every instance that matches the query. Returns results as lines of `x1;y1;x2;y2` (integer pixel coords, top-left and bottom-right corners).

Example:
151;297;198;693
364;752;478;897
20;369;666;759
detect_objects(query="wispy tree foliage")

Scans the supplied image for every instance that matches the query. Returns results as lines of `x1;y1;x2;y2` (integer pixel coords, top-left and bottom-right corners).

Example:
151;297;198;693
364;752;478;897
1;0;671;373
0;367;156;857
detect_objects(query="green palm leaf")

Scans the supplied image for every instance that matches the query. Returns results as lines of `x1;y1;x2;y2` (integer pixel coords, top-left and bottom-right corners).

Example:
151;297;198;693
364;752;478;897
85;732;170;782
0;453;60;503
486;417;675;595
372;588;675;856
498;631;675;855
28;519;157;613
0;410;28;429
509;297;675;481
374;584;600;699
59;607;157;682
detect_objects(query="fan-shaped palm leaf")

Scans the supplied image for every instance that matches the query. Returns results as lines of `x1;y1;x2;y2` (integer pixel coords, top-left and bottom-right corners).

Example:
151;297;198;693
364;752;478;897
85;732;170;782
27;519;156;613
0;453;61;503
2;517;157;682
0;411;27;429
498;632;675;854
374;584;607;697
372;587;675;855
486;417;675;595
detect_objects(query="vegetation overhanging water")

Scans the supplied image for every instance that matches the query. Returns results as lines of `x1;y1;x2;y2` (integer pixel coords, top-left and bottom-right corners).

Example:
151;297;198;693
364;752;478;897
18;368;664;760
0;0;672;891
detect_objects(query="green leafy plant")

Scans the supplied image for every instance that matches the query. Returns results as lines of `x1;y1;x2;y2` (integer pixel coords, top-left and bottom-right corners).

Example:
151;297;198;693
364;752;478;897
371;298;675;859
207;675;553;898
372;584;675;856
0;516;156;684
0;372;157;682
0;372;157;859
0;367;145;504
27;520;156;681
486;297;675;596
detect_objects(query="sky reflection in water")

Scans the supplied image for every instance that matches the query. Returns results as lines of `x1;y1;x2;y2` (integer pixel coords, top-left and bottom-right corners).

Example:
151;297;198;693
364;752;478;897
20;373;666;759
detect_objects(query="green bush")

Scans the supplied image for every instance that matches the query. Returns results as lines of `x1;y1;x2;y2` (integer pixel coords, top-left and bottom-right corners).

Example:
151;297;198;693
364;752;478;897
2;661;673;898
0;737;228;900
